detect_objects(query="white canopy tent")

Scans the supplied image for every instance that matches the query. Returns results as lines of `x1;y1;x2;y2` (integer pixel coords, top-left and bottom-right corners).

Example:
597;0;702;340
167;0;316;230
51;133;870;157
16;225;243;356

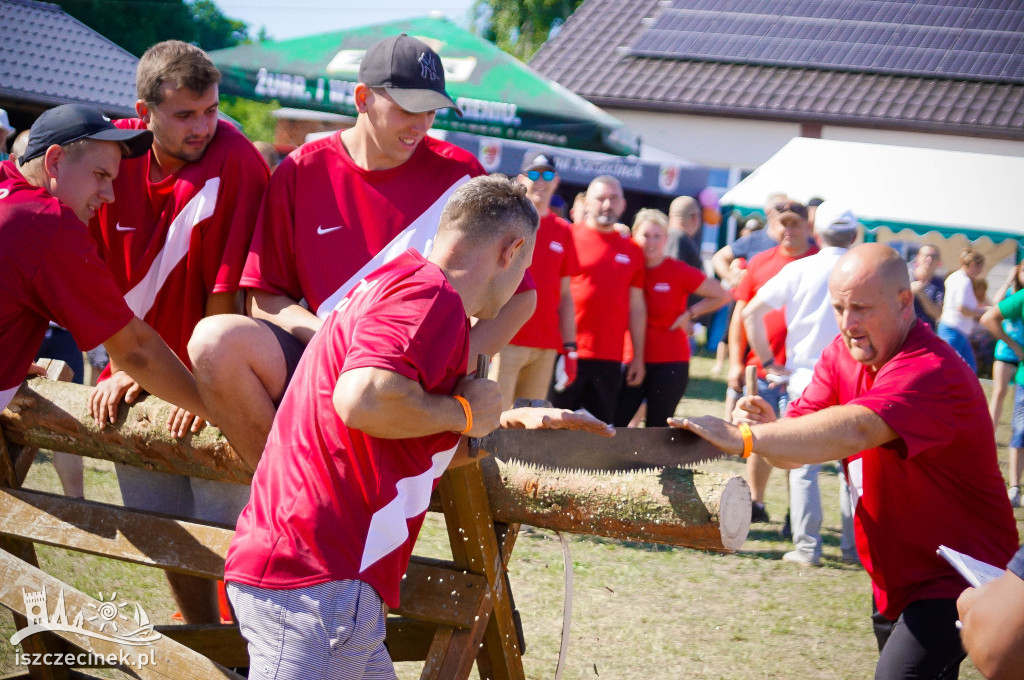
720;138;1024;253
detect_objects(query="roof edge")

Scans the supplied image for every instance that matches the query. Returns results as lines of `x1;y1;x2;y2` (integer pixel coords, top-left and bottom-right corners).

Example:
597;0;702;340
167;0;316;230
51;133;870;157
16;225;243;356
585;96;1024;142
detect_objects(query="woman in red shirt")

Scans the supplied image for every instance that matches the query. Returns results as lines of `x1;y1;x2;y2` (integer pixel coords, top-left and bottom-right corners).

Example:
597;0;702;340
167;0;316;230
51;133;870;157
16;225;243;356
615;209;729;427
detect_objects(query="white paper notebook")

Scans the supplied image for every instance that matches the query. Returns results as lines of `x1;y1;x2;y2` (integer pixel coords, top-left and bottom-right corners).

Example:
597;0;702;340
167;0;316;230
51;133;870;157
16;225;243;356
937;545;1005;588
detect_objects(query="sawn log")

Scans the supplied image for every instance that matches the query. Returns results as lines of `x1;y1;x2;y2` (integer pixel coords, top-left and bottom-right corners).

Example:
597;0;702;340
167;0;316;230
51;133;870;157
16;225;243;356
3;378;750;551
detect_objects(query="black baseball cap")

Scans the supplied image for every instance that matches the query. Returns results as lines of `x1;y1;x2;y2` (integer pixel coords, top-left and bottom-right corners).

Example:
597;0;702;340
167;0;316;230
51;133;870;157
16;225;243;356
359;34;463;116
20;104;152;166
520;151;556;174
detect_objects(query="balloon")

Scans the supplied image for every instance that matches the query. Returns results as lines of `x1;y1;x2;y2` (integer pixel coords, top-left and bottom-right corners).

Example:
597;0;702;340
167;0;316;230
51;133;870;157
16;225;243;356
698;187;719;208
703;206;721;225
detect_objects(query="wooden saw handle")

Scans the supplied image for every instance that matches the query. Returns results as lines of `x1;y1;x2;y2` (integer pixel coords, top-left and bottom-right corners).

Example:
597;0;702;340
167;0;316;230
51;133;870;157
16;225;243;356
745;364;758;398
467;354;491;458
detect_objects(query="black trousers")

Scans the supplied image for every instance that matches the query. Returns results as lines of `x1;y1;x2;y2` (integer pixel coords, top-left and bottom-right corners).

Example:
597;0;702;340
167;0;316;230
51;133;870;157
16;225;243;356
612;361;690;428
549;358;622;423
872;598;964;680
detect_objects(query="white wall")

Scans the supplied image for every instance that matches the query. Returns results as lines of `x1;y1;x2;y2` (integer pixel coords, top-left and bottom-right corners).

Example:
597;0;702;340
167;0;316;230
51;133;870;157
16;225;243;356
609;108;1024;178
824;127;1024;157
608;109;799;171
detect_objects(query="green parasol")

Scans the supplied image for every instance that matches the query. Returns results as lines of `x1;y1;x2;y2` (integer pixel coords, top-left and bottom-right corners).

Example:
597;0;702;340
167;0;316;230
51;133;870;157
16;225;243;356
209;15;639;156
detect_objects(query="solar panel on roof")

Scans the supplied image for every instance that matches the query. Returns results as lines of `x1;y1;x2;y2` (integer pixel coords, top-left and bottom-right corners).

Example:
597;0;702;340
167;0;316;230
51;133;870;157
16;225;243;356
628;0;1024;83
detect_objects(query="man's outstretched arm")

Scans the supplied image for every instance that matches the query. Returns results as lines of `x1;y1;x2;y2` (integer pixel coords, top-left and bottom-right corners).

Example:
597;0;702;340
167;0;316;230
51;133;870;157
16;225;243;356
669;398;897;469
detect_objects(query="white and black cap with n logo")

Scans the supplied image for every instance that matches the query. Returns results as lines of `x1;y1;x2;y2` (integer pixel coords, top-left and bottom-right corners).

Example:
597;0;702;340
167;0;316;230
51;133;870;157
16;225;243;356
358;34;463;116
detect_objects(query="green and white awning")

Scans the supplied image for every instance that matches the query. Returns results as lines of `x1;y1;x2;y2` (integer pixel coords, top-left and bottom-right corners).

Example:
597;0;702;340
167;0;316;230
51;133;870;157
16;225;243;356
209;15;640;156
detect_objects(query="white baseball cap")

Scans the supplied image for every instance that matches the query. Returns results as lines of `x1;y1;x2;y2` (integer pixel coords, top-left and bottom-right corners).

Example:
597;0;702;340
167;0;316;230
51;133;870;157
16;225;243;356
814;200;860;233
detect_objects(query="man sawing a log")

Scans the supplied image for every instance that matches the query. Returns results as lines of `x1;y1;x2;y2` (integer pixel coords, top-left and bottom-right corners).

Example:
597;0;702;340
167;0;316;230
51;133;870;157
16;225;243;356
671;243;1017;680
223;175;613;680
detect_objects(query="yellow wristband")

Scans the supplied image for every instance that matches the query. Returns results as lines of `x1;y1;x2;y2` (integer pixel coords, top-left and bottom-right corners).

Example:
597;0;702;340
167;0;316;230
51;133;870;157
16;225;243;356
454;395;472;435
738;422;754;458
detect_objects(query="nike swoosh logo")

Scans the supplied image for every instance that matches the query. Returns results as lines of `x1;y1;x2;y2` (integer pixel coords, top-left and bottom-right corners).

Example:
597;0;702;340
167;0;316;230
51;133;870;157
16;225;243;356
317;225;344;235
116;223;135;232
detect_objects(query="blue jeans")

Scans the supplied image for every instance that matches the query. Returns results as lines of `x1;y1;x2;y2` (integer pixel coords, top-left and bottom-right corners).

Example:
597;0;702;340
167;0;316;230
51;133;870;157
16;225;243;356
937;323;976;372
1011;383;1024;449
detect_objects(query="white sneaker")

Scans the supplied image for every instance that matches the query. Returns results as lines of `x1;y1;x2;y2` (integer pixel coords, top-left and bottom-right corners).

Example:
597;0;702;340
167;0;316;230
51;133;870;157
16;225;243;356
782;550;820;567
1009;486;1020;508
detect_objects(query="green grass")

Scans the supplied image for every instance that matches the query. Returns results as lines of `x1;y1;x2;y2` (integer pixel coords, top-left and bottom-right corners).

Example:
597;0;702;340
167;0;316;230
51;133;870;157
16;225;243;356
3;355;1021;679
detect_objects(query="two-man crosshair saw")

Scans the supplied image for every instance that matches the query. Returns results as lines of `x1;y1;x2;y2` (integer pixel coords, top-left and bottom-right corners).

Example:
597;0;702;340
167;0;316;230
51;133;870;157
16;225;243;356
474;365;762;473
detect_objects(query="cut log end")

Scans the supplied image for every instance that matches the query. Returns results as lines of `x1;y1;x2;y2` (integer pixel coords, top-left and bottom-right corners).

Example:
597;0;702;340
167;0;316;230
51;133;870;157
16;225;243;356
715;476;752;552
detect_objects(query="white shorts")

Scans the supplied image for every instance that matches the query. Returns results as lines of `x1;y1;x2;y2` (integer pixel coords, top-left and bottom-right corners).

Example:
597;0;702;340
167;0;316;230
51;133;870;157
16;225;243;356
228;580;396;680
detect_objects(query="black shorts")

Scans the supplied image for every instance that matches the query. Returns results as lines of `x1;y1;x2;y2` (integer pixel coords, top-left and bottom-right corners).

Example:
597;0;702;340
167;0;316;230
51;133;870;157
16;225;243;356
257;319;306;388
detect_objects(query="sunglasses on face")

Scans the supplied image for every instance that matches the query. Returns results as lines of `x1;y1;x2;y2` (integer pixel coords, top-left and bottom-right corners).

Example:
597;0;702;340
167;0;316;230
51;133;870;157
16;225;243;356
773;201;808;218
527;170;555;181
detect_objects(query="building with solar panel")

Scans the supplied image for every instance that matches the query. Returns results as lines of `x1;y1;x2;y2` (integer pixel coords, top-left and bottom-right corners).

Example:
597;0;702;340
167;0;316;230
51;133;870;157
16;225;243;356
532;0;1024;193
531;0;1024;271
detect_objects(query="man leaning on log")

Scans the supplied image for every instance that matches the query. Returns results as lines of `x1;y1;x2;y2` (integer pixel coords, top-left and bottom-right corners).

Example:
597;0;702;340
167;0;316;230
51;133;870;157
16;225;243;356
672;243;1018;680
223;176;612;680
0;104;211;427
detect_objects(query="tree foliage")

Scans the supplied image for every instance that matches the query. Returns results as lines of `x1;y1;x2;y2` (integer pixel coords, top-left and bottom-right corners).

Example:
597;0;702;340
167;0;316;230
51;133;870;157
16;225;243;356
218;96;279;143
53;0;251;56
191;0;249;51
472;0;584;61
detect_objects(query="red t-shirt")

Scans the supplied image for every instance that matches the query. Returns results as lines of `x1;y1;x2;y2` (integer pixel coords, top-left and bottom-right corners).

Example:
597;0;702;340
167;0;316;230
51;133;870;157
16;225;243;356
0;162;134;410
570;226;645;361
241;133;487;318
509;212;578;350
788;321;1019;619
624;258;706;364
90;119;269;367
225;249;469;608
733;244;818;376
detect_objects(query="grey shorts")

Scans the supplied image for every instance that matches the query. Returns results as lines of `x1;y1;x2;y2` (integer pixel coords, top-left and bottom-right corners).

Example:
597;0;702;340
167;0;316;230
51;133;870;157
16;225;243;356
114;463;250;526
228;580;396;680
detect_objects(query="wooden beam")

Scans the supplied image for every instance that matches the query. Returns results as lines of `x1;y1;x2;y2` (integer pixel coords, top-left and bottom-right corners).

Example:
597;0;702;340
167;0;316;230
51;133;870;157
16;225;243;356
146;616;473;668
391;557;490;628
438;461;525;680
0;672;108;680
0;489;490;629
1;430;71;680
2;379;250;484
387;617;441;664
0;549;243;679
0;489;232;578
153;625;248;668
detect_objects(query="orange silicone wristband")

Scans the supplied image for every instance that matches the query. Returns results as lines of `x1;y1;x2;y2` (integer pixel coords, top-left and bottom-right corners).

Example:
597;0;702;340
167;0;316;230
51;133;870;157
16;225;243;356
454;395;472;435
739;422;754;458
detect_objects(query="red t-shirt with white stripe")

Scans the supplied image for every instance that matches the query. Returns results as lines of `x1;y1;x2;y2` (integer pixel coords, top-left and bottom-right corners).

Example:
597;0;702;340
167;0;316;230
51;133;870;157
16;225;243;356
509;212;578;350
624;257;706;364
788;321;1017;619
569;225;645;361
241;132;486;318
90;119;269;367
0;162;134;410
225;249;468;608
